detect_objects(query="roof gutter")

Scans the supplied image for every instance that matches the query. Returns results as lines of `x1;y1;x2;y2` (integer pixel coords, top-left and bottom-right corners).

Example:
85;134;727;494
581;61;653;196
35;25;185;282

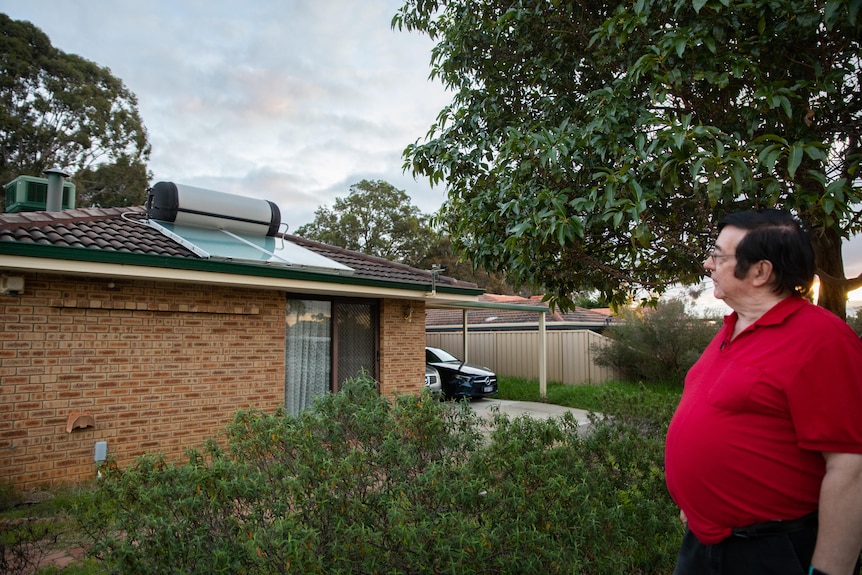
426;300;549;313
0;242;483;303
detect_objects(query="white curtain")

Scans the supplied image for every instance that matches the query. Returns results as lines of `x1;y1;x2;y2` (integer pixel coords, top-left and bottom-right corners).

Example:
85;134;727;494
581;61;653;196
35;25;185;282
285;299;331;416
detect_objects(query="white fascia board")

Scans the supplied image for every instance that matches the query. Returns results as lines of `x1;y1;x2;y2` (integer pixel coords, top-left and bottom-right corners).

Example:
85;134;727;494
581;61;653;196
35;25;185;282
0;255;479;304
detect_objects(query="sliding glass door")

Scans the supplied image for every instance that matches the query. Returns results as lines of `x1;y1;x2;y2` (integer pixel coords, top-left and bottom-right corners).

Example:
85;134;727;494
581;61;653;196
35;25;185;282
285;299;331;415
285;297;377;415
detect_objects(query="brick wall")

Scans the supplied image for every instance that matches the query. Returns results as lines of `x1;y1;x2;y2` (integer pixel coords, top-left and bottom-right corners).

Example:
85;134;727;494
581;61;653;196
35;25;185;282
1;273;286;490
378;299;425;397
1;275;430;491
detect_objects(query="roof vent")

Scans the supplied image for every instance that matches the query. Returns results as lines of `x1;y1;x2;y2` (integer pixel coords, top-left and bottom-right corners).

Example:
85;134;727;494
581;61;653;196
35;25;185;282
44;167;71;212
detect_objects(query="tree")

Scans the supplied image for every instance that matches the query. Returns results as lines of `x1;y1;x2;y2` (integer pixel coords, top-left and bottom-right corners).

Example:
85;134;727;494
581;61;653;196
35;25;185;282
295;180;437;267
848;307;862;336
73;156;151;207
414;234;521;295
0;15;150;206
393;0;862;317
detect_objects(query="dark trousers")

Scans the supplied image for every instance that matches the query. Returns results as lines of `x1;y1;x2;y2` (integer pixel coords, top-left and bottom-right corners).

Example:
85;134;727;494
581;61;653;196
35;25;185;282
673;522;818;575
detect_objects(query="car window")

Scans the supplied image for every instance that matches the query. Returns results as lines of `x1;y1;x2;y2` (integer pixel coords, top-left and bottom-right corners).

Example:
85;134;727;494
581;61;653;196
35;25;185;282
427;347;460;363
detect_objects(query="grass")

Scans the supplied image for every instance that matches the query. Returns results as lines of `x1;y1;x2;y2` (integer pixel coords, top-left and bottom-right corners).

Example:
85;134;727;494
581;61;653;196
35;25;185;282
1;483;103;575
496;375;682;414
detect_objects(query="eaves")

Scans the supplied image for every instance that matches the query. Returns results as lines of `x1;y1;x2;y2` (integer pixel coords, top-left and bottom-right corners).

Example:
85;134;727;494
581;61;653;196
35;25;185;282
0;241;485;302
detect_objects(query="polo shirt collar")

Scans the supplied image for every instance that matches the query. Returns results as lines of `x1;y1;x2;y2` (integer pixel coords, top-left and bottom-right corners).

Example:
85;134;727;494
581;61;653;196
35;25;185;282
724;295;806;331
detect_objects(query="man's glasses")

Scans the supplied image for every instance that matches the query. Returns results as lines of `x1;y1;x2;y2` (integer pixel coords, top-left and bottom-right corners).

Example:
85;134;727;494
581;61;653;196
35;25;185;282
708;251;735;265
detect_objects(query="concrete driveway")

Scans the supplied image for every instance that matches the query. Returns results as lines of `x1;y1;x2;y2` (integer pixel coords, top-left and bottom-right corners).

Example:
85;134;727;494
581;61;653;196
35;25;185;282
468;397;595;426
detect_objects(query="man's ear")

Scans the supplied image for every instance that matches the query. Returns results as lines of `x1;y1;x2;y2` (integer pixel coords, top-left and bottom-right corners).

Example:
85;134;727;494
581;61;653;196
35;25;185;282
749;259;775;288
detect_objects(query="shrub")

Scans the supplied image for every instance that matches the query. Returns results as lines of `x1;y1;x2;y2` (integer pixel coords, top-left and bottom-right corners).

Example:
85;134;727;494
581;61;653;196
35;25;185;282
592;298;720;384
77;375;680;574
0;484;89;575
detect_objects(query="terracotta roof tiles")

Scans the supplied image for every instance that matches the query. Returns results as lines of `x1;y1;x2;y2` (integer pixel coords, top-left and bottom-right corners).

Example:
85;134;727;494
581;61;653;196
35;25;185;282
0;206;474;289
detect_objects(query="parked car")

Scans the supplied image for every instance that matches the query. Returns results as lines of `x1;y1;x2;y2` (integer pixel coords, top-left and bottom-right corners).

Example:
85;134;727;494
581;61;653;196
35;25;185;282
425;346;498;399
424;365;442;395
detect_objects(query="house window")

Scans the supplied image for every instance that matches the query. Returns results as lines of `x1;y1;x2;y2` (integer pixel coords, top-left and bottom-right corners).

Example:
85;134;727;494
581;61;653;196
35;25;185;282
285;297;378;415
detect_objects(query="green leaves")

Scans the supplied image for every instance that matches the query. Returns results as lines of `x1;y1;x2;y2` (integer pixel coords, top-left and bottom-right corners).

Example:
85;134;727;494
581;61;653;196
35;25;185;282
396;0;862;314
0;15;150;196
78;375;681;574
295;180;437;268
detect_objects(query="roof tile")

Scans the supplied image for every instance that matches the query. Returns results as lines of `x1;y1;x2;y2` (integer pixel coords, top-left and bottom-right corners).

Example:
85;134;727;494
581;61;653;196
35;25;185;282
0;206;474;289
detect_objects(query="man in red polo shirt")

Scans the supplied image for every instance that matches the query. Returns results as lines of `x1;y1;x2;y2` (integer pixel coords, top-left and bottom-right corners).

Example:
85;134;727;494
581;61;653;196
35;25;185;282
665;209;862;575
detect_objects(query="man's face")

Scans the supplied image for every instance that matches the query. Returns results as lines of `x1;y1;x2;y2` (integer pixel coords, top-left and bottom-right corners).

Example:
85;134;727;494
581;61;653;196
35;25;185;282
704;225;748;302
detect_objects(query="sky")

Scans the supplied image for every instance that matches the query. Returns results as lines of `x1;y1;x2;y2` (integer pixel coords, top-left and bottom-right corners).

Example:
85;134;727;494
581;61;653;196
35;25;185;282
3;0;861;310
2;0;452;232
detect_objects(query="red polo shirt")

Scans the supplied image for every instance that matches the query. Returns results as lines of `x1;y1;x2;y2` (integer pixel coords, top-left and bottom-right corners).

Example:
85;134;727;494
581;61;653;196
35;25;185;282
665;296;862;545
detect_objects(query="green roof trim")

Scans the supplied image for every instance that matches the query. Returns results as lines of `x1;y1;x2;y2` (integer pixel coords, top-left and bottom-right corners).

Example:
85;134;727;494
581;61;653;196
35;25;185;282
0;241;484;296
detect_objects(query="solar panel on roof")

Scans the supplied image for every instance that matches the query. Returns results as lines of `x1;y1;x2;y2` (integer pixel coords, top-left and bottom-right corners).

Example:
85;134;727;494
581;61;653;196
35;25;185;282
147;220;354;275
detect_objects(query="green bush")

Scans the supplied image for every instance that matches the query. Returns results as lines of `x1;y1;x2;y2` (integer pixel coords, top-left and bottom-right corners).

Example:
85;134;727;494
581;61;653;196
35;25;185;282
593;298;720;384
1;484;91;575
77;375;680;574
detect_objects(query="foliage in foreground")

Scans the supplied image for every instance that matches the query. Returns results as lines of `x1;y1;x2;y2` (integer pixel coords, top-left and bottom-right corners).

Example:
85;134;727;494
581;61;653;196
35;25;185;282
77;376;680;574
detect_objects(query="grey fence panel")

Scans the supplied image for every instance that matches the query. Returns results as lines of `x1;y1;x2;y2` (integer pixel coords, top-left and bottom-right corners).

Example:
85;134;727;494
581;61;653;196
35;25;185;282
426;330;616;385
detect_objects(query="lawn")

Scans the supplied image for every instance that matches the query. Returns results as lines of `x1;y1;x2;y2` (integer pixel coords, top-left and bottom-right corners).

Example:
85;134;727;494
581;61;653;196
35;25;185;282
0;483;100;574
496;376;682;415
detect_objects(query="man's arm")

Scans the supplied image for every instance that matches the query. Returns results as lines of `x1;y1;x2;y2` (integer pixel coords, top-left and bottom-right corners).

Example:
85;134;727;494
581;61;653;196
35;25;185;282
810;452;862;575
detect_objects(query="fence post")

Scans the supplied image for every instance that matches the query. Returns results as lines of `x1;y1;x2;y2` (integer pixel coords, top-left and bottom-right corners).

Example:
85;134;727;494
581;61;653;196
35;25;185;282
539;312;547;400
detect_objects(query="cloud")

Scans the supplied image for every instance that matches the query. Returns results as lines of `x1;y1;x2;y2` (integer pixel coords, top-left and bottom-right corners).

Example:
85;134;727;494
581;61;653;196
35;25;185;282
4;0;450;229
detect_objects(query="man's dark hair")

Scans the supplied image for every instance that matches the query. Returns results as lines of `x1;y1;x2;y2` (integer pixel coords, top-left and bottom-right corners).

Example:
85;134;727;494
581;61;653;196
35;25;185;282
718;209;815;295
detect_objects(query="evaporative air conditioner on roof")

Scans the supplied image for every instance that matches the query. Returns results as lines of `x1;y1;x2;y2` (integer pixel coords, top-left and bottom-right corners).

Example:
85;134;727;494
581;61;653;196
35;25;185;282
4;176;76;213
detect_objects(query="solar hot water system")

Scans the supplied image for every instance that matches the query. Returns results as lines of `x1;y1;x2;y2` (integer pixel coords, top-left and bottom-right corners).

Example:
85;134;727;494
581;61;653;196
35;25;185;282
145;182;353;274
146;181;281;236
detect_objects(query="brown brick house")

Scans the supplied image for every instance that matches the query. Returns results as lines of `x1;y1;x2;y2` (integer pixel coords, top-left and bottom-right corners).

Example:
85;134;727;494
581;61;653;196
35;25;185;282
0;200;483;490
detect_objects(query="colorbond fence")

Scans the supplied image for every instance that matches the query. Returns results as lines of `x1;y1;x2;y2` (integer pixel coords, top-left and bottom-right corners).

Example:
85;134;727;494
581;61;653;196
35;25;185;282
426;329;617;385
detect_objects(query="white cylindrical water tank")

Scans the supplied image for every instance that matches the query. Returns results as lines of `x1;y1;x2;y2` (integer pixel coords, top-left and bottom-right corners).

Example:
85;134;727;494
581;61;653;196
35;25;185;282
147;181;281;236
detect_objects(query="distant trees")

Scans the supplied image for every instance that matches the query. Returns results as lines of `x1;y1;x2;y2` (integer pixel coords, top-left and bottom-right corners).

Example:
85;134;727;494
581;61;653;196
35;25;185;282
413;234;518;295
0;14;151;207
73;156;150;208
296;179;520;293
594;298;721;384
848;308;862;337
296;180;435;267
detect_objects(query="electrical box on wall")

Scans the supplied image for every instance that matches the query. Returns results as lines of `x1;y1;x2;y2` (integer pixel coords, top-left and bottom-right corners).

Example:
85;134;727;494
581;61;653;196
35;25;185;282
0;275;24;295
94;441;107;462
